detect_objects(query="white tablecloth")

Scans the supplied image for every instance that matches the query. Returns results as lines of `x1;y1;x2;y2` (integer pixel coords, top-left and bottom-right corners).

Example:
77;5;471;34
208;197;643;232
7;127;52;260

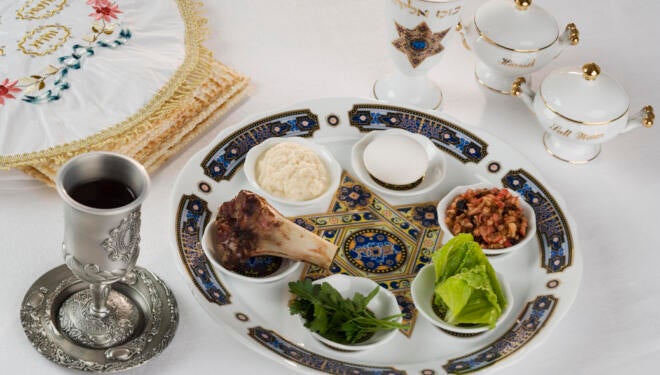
1;1;658;374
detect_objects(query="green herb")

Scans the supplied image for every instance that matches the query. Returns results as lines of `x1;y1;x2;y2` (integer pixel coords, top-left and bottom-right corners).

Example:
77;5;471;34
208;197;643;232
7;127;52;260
288;279;407;344
432;233;506;328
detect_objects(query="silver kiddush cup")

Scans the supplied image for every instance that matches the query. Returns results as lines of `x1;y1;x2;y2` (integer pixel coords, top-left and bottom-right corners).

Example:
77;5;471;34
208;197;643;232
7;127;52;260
55;152;149;349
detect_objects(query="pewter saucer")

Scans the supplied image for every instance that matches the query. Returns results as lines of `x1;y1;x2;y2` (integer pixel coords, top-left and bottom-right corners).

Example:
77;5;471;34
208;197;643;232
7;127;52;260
20;265;178;372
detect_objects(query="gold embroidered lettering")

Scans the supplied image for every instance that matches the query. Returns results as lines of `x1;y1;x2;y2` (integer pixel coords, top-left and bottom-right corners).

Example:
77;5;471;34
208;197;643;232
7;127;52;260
18;25;71;57
17;0;67;21
30;30;59;49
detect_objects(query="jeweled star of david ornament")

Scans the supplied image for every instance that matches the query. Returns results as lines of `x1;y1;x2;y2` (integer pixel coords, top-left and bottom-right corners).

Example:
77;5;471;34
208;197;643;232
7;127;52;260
392;22;450;69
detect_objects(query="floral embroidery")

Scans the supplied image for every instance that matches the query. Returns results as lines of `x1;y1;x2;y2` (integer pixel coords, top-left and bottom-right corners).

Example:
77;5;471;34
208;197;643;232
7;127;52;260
14;0;129;104
0;79;22;106
17;65;60;95
88;0;122;23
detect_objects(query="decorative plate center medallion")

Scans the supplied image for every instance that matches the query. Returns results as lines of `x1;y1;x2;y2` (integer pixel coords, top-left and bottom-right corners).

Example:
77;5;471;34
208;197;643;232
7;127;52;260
343;229;407;273
295;172;443;337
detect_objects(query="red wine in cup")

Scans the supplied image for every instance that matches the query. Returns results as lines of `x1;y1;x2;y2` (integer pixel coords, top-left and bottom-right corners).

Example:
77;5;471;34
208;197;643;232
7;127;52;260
68;179;136;209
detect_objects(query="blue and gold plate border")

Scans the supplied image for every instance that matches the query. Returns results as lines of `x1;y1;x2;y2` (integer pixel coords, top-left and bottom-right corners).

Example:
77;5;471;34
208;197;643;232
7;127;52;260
503;170;573;273
201;109;320;181
249;327;406;375
443;295;558;374
175;194;231;305
348;104;488;164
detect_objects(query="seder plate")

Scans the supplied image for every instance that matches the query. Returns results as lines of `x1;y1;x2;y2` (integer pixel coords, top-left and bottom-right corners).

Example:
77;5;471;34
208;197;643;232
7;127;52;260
169;97;582;374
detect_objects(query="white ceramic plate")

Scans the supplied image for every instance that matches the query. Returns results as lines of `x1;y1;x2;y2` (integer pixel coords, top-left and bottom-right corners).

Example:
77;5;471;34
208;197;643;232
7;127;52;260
170;97;582;374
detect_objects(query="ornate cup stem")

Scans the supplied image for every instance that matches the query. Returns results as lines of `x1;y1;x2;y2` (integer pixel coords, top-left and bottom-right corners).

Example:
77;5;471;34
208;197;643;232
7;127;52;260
89;283;111;318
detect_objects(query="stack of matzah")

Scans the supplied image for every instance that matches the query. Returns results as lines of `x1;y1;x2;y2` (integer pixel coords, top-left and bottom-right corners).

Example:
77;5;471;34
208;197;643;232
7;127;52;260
0;0;249;185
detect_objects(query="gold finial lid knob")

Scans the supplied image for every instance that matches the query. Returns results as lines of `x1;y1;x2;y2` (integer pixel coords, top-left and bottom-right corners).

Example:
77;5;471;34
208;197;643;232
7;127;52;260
582;63;601;81
515;0;532;10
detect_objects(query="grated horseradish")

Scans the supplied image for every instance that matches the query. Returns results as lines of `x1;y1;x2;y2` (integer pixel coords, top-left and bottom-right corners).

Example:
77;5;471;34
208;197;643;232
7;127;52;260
256;142;329;201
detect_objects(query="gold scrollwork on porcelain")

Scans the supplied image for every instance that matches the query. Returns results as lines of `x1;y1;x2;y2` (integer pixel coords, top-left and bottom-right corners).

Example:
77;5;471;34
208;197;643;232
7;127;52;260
392;0;462;19
434;5;462;19
16;0;68;21
18;24;71;57
549;124;604;140
500;57;536;68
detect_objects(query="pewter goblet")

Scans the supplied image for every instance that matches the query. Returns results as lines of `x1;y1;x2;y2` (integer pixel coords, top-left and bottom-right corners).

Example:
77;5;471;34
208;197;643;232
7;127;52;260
374;0;465;109
55;152;149;349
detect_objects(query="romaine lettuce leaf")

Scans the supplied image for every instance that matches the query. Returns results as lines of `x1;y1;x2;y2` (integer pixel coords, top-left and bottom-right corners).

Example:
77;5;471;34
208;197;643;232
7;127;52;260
435;265;501;327
432;234;507;328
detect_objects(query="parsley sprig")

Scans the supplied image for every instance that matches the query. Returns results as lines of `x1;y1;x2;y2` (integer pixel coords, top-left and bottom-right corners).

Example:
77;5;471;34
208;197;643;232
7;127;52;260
289;279;407;344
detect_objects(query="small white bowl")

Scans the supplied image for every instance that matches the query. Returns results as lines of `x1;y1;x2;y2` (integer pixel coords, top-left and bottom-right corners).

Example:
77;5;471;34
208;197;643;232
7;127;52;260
244;137;341;208
437;182;537;256
202;221;301;283
411;265;513;337
300;274;401;351
351;129;446;197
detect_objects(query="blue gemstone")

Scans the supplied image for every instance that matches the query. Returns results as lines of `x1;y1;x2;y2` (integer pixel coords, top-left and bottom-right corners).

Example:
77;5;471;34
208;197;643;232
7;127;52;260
410;39;427;50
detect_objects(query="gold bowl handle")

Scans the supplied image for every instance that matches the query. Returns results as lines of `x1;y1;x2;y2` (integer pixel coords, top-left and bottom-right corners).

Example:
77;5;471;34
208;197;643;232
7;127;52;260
562;23;580;46
642;105;655;128
455;22;471;51
511;77;527;97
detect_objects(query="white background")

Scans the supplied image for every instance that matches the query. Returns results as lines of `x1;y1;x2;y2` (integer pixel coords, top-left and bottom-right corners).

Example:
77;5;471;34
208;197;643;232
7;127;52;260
1;0;659;374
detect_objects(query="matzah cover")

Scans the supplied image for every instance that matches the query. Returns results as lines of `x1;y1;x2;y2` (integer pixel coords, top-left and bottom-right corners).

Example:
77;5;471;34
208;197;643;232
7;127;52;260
0;0;204;167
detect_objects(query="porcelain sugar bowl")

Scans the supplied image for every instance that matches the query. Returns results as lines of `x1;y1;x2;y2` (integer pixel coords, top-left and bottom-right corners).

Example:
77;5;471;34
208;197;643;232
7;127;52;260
457;0;579;94
511;62;655;163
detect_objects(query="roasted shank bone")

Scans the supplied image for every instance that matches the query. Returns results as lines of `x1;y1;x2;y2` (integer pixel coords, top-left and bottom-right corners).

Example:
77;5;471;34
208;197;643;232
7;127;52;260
212;190;338;270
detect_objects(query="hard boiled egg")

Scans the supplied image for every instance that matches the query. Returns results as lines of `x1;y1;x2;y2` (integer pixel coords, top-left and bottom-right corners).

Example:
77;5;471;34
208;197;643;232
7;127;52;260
362;133;429;190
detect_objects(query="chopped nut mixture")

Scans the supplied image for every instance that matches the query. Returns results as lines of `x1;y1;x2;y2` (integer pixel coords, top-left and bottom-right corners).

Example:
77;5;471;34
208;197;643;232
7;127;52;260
444;188;528;249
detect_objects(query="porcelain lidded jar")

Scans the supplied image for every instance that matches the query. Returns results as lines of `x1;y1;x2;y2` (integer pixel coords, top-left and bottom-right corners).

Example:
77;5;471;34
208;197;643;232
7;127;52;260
511;63;655;163
457;0;579;94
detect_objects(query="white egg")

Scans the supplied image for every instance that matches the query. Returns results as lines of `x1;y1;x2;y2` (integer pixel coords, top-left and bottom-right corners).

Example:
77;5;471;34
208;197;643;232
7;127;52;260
362;133;429;186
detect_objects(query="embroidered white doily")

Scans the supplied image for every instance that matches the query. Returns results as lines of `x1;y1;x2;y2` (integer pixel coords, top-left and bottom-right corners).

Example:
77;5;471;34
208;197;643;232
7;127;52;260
0;0;185;160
